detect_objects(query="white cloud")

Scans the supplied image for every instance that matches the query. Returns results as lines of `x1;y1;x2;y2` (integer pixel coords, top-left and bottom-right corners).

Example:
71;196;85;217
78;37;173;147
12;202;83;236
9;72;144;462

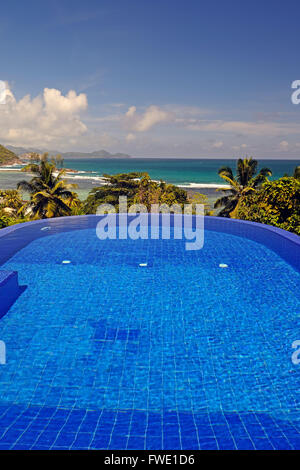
125;105;173;132
43;88;87;114
1;85;300;158
0;85;88;148
125;106;137;118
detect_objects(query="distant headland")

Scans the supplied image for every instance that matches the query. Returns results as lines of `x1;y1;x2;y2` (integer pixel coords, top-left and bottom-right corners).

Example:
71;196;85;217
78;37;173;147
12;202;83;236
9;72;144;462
0;144;22;166
5;145;132;160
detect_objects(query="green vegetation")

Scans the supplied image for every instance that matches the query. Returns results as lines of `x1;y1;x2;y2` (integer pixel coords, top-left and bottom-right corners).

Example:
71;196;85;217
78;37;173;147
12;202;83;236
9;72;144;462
0;189;25;228
84;172;189;213
0;153;299;237
237;176;300;235
0;144;20;165
0;189;23;212
84;172;144;213
134;174;188;210
26;152;65;169
188;192;214;216
0;158;193;224
214;158;272;217
17;154;81;219
294;166;300;180
214;159;300;235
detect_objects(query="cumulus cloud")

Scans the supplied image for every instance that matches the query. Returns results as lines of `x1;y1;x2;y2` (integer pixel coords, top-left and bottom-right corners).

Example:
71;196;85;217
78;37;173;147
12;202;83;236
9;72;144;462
125;105;173;132
0;85;88;148
43;88;87;114
2;86;299;158
126;106;137;118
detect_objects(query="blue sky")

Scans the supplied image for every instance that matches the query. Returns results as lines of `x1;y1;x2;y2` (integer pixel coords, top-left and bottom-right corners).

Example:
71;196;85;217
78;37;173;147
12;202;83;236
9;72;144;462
1;0;300;158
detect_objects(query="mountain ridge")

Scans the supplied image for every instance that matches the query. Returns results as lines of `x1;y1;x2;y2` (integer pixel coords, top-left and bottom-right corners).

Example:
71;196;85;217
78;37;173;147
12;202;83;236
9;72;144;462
5;145;132;159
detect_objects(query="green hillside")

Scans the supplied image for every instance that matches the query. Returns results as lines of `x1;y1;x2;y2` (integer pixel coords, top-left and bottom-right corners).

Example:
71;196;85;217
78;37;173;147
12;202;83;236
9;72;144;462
0;144;20;165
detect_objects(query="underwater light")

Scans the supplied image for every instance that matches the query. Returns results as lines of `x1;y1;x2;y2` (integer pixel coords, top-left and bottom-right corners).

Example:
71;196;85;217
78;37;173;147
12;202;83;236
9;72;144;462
219;263;228;268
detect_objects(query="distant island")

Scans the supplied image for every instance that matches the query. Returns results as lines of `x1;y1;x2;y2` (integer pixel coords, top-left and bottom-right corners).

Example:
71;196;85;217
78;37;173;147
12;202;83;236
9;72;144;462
5;145;132;159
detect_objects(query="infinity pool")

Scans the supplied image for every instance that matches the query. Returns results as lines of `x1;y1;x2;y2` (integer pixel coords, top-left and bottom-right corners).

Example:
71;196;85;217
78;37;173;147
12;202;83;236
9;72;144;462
0;217;299;449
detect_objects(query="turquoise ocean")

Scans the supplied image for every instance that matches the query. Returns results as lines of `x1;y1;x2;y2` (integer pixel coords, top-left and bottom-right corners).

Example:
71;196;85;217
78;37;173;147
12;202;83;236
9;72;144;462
0;158;299;203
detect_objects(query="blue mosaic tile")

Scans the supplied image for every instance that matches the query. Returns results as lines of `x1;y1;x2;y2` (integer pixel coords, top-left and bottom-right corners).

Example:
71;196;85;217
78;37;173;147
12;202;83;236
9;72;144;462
0;225;298;449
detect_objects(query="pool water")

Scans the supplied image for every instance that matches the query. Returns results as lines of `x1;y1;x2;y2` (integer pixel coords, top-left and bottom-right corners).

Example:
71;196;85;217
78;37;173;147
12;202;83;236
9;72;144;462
0;227;299;449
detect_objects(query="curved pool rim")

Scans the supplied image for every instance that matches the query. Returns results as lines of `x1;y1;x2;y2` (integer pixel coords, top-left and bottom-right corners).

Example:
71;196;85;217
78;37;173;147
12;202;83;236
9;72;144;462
0;215;299;271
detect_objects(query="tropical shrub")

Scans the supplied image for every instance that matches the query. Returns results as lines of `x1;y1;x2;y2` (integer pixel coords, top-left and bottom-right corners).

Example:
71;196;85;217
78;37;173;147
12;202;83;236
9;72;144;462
84;172;189;213
237;177;300;235
0;215;10;228
214;157;272;217
134;174;188;210
0;189;23;212
84;172;142;213
188;192;214;215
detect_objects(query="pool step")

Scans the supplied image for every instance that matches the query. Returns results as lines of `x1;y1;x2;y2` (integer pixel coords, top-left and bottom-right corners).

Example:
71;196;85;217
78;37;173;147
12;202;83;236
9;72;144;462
0;271;25;319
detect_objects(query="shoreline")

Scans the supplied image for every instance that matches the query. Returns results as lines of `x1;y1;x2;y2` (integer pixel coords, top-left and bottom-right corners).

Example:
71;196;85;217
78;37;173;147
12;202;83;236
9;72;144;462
0;165;229;190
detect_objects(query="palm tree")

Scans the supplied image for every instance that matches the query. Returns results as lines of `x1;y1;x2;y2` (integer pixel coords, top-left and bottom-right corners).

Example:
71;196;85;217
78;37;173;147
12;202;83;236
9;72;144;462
214;157;272;217
17;154;79;219
83;172;144;213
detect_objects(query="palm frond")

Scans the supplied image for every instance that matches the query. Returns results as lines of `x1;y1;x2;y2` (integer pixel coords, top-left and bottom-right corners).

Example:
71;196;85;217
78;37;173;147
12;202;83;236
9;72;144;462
218;173;240;192
218;166;234;179
237;157;257;186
